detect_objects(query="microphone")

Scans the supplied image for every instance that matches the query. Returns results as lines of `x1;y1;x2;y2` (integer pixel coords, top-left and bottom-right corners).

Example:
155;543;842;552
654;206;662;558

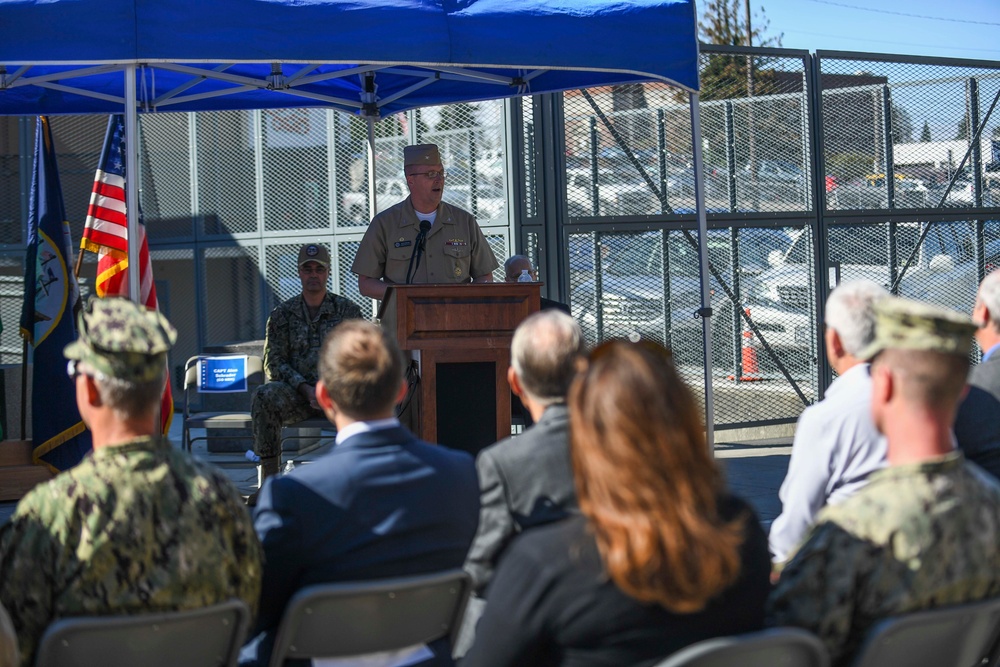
405;220;432;285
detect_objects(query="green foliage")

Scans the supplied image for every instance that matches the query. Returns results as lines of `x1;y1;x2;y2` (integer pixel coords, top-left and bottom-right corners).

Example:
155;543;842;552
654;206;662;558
696;0;783;102
436;104;477;131
827;151;874;182
920;121;932;142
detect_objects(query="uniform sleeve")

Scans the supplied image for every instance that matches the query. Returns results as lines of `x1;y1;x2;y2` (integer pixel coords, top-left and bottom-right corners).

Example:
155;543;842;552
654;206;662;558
0;509;59;666
460;538;553;667
464;452;515;595
213;475;264;620
767;520;870;665
351;217;388;280
769;407;835;565
262;308;306;389
468;218;499;279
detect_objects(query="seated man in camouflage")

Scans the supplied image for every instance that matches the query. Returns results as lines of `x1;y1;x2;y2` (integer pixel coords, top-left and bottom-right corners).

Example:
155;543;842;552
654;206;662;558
0;298;262;666
768;297;1000;666
250;243;364;499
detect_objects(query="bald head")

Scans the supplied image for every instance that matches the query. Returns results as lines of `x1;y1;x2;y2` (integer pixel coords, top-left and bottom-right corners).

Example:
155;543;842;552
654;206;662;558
504;255;536;283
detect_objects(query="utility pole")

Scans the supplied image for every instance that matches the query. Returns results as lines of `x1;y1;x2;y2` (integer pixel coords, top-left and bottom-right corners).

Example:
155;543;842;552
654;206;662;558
745;0;759;208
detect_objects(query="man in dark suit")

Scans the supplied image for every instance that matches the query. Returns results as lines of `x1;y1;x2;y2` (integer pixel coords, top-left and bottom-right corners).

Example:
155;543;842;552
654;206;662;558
955;269;1000;480
503;255;571;315
241;320;480;667
456;310;584;655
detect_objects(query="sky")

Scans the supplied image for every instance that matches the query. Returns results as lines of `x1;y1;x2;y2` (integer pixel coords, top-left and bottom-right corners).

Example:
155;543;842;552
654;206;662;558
750;0;1000;62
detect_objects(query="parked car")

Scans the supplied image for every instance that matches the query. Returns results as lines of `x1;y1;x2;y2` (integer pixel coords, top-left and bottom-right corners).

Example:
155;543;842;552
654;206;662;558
568;229;808;374
754;222;975;310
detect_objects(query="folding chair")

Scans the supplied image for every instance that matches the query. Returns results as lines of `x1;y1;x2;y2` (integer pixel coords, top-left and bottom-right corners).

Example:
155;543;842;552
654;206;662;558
849;597;1000;667
33;599;250;667
268;569;471;667
653;627;828;667
182;354;264;453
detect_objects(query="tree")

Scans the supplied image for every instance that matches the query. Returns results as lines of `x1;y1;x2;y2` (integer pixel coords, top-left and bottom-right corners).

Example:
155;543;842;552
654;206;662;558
436;103;477;131
696;0;783;101
890;105;913;144
920;121;932;142
956;115;970;141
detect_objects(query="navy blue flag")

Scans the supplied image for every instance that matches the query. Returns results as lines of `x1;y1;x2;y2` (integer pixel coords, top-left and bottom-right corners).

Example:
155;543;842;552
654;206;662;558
19;116;91;471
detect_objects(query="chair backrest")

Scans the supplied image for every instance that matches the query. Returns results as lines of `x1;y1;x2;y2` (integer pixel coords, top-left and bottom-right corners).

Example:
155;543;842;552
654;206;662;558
849;596;1000;667
183;354;265;394
33;599;250;667
653;627;829;667
268;569;471;667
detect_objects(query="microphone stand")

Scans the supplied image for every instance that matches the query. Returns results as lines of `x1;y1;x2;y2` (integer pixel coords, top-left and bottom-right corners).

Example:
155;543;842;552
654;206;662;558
405;220;432;284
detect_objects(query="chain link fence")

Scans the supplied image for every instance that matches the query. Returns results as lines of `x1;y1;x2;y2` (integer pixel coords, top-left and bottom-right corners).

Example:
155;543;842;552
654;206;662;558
1;46;999;434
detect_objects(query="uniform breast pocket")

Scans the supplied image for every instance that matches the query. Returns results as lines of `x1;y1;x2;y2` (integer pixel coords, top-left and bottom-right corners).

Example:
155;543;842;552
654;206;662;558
442;244;471;280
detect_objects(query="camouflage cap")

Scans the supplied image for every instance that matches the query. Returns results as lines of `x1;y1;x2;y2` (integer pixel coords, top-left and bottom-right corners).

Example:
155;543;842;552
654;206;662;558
857;296;977;360
64;297;177;382
297;243;330;268
403;143;442;167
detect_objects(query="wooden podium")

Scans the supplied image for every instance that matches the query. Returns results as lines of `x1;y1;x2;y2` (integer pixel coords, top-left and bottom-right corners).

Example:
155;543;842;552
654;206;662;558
378;283;540;454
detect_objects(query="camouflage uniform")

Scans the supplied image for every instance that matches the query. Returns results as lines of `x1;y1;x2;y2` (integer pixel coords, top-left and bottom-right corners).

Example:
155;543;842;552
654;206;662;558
768;453;1000;665
0;297;263;667
769;297;992;667
252;292;364;458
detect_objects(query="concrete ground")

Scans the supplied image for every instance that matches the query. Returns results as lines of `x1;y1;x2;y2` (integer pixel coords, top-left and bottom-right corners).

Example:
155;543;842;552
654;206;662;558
0;423;791;529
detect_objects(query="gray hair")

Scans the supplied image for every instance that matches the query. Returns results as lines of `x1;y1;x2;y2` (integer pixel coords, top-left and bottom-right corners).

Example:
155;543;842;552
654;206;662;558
511;310;584;406
825;279;889;357
978;269;1000;331
84;361;165;423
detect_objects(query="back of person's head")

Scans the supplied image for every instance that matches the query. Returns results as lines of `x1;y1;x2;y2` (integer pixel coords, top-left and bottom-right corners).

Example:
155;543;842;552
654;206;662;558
511;310;583;405
824;279;888;357
861;296;976;414
63;297;176;422
569;340;743;613
504;255;534;282
977;269;1000;332
319;320;404;420
875;348;969;411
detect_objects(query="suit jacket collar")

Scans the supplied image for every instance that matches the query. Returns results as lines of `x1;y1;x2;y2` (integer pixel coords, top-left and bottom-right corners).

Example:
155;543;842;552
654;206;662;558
338;425;418;449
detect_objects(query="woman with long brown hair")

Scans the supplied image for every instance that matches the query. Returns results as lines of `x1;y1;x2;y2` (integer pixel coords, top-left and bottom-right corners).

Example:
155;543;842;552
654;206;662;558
462;340;770;667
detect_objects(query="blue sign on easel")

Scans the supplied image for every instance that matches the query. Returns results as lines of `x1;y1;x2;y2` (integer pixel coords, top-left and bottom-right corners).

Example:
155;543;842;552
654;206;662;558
198;356;249;393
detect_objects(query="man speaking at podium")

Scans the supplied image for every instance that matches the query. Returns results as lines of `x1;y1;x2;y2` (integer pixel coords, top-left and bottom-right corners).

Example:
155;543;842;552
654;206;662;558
352;143;498;299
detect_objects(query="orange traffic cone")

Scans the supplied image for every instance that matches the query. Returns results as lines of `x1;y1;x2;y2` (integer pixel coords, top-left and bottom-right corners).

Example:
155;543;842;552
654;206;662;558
728;308;764;382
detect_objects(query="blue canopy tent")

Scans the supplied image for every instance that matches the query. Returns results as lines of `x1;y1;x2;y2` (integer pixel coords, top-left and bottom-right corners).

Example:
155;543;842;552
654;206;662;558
0;0;718;440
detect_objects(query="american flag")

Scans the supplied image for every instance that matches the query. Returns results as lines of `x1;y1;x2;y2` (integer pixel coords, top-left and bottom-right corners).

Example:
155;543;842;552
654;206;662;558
81;115;128;259
82;115;174;436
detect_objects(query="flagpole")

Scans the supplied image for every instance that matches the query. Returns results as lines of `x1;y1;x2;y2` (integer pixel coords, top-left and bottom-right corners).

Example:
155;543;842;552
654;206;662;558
124;65;141;304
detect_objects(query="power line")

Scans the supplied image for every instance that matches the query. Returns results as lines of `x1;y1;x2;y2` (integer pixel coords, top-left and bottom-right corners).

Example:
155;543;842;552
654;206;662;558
803;0;1000;27
787;28;1000;55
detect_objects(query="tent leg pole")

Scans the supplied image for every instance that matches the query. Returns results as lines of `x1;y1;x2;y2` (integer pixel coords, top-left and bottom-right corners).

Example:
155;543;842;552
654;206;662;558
366;115;377;215
124;64;141;304
689;91;715;451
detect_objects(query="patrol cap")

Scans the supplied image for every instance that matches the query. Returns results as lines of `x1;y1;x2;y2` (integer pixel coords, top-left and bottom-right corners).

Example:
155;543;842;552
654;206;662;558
858;296;977;361
64;297;177;382
297;243;330;268
403;143;442;167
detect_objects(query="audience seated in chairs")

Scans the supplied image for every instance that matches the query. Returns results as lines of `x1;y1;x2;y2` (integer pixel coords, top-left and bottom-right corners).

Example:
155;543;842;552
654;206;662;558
768;297;1000;666
241;320;479;667
461;339;771;667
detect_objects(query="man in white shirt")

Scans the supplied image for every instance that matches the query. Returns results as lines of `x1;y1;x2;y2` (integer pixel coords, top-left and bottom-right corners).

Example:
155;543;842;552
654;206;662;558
769;279;889;567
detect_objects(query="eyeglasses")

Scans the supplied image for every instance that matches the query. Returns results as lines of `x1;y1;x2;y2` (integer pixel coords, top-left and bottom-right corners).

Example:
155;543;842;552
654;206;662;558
410;170;446;180
66;359;106;382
